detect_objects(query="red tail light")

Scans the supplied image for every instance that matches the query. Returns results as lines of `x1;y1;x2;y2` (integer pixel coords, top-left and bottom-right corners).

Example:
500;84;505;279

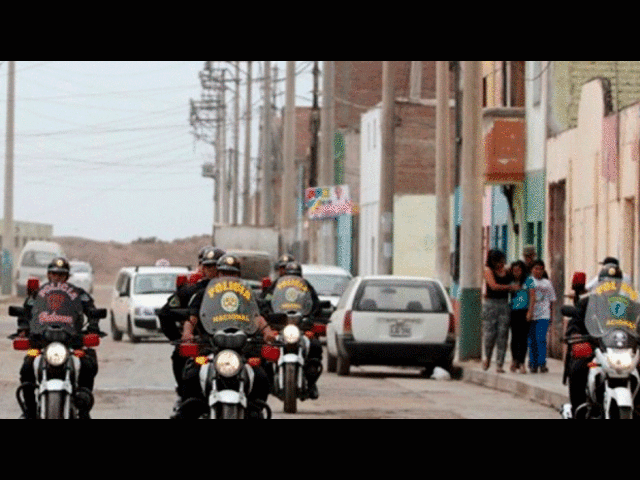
261;344;280;362
188;272;203;285
179;343;199;357
13;337;30;351
571;271;586;290
176;275;188;288
27;278;40;295
311;323;326;336
344;310;352;334
572;342;593;359
448;312;457;335
83;333;100;348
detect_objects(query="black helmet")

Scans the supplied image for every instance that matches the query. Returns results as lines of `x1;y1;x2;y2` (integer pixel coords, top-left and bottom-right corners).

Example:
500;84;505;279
276;253;295;269
201;247;225;266
47;257;70;275
598;263;623;281
217;254;241;275
284;261;302;277
197;246;212;264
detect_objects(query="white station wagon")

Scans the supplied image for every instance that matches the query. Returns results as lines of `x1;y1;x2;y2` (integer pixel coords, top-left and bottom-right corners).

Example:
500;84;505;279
326;275;457;377
110;265;190;342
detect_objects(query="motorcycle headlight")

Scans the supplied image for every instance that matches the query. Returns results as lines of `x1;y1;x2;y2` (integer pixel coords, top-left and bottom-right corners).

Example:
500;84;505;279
45;342;69;367
214;350;242;377
606;348;635;372
283;324;301;344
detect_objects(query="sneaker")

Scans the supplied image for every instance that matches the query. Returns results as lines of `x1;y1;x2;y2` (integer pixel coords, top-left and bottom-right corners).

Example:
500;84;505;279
560;403;573;419
308;384;319;400
539;365;549;373
530;366;538;373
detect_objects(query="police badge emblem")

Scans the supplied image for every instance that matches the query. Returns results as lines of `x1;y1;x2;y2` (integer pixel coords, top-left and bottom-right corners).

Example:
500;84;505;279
609;296;629;318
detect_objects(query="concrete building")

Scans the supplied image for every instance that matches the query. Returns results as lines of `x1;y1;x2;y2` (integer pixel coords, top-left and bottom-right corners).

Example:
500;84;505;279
358;98;456;276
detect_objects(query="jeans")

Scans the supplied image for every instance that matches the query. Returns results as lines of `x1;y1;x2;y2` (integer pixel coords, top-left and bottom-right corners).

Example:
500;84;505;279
528;319;549;368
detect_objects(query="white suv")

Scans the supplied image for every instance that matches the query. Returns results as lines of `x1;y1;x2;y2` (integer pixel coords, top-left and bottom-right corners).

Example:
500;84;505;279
110;265;189;342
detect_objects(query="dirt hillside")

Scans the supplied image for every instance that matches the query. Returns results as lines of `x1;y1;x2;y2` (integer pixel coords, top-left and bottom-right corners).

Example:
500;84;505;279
54;235;212;285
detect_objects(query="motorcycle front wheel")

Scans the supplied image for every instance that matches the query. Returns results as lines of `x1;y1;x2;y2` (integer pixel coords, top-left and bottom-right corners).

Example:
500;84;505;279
217;403;244;419
44;391;66;419
284;363;298;414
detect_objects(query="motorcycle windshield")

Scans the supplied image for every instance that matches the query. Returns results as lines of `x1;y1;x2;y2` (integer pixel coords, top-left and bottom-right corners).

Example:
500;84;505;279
29;282;85;336
271;275;314;316
198;277;260;336
584;280;640;338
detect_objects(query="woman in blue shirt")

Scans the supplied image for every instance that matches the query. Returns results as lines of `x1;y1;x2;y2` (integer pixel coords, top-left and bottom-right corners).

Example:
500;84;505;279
509;260;529;374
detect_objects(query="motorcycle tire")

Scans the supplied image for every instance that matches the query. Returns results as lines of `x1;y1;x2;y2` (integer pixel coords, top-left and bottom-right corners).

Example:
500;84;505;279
617;406;633;419
284;363;297;414
45;391;66;419
218;404;243;420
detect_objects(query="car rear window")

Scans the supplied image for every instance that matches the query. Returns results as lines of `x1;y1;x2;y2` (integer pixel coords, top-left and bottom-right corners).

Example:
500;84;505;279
353;280;448;313
304;274;352;296
21;251;58;267
134;274;179;294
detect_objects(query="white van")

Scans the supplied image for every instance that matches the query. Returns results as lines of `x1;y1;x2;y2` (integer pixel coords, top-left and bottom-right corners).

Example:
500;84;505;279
16;240;65;296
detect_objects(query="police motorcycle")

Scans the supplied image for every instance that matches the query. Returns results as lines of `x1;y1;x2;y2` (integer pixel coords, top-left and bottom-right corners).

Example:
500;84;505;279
177;277;283;420
562;277;640;419
269;275;327;414
8;279;107;419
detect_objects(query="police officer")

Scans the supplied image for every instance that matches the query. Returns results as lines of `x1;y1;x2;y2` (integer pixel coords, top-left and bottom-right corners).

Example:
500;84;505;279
177;254;277;419
564;262;640;418
158;246;225;417
259;253;296;311
15;257;100;419
274;261;323;399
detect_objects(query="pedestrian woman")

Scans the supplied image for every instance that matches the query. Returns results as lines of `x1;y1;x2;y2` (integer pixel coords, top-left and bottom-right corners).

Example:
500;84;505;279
482;249;517;373
509;260;529;374
525;259;556;373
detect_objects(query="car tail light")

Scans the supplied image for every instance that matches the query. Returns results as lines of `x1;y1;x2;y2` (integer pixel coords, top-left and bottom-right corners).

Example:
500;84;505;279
344;310;352;334
27;278;40;295
179;343;199;358
448;313;457;335
176;275;188;288
261;345;280;362
572;342;593;359
13;337;30;351
83;333;100;347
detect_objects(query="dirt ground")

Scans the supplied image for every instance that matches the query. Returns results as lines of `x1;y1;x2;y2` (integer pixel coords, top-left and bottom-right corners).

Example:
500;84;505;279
55;234;213;285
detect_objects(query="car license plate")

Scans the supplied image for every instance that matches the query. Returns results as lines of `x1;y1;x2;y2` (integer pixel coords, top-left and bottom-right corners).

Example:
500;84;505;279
389;321;411;337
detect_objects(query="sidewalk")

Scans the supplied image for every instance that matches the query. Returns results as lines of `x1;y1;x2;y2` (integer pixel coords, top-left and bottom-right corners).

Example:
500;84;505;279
456;353;569;413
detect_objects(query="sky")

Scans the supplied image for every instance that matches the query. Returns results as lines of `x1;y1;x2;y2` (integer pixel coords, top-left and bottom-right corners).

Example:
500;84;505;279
0;61;316;243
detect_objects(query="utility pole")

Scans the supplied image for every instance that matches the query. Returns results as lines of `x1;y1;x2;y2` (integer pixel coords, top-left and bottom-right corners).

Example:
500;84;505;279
378;61;395;275
220;68;228;225
409;61;422;101
261;61;274;226
458;61;484;361
436;61;451;292
232;61;240;226
281;61;296;246
2;61;15;295
320;60;336;265
309;61;320;189
243;61;252;226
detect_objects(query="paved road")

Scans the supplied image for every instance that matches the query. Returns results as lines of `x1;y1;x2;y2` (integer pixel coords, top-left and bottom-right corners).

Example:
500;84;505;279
0;285;559;419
